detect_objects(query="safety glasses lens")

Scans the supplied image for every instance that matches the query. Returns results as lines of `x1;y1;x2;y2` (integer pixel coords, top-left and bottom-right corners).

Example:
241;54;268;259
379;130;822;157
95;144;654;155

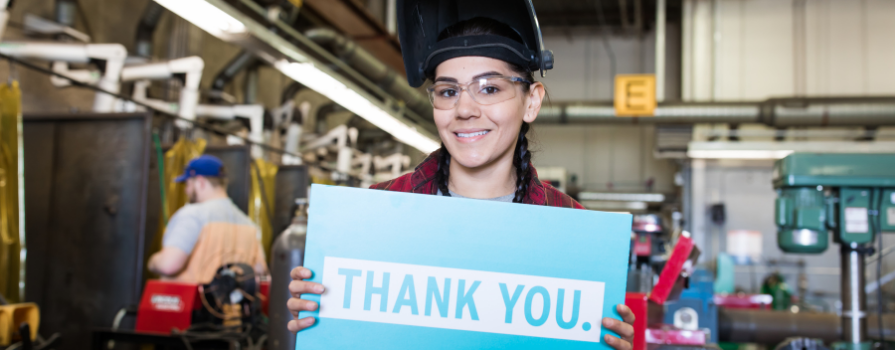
428;77;524;110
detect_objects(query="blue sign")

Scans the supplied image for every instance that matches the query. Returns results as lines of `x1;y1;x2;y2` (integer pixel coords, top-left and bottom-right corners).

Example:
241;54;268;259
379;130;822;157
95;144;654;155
299;185;632;349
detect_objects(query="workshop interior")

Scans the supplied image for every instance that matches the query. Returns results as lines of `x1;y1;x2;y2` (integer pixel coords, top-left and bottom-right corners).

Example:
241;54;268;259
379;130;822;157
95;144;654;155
0;0;894;349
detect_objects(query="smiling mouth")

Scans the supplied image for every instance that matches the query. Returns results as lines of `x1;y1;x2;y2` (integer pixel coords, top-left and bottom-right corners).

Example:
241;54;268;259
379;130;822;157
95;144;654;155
456;130;490;138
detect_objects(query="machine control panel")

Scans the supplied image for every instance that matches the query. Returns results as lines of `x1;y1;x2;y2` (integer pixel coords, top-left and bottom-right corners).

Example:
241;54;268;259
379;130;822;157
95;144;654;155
839;188;873;244
882;189;895;232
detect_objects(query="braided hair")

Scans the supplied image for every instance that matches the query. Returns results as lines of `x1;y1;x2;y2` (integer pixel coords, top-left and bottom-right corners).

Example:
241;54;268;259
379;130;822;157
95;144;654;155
432;17;537;203
434;143;452;197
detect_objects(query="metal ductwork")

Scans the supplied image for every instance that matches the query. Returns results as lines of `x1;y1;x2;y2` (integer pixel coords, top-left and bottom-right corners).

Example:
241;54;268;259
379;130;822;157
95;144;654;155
304;28;432;121
763;97;895;126
718;309;895;345
538;97;895;127
209;50;259;102
135;2;165;57
55;0;77;28
281;81;306;104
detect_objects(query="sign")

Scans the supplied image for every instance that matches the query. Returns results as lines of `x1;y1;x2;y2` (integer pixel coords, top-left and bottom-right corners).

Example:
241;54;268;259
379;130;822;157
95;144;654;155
844;207;869;233
726;230;763;264
300;185;632;349
614;74;656;116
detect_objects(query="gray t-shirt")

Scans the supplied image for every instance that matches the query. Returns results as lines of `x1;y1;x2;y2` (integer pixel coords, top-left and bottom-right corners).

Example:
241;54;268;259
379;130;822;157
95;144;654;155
162;198;259;254
436;189;515;203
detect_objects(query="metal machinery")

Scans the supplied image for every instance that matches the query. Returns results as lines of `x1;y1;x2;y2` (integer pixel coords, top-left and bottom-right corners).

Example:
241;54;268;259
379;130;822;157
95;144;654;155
626;233;717;350
269;199;308;350
628;214;668;293
773;153;895;350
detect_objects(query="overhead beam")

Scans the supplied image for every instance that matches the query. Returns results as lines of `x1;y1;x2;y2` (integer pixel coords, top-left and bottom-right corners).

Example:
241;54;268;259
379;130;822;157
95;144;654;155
302;0;405;75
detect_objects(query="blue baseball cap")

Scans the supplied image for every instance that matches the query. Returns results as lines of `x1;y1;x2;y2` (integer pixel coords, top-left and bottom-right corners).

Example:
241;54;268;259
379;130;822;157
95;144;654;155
175;155;225;183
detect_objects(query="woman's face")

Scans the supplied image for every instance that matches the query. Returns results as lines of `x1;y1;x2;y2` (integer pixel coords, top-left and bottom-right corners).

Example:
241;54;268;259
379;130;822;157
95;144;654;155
432;56;544;170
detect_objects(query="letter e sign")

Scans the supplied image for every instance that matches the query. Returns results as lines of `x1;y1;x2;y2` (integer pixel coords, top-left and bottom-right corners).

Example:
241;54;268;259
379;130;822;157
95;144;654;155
614;74;656;117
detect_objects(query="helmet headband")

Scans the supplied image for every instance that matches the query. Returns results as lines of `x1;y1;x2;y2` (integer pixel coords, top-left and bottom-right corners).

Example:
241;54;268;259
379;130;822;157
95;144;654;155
423;35;538;78
398;0;554;87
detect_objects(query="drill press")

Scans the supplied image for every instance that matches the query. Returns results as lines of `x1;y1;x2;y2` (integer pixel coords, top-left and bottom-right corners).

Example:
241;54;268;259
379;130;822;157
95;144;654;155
774;153;895;350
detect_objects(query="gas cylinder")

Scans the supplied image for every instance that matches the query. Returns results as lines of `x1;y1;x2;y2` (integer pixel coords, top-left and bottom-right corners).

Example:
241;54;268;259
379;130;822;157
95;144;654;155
269;199;308;350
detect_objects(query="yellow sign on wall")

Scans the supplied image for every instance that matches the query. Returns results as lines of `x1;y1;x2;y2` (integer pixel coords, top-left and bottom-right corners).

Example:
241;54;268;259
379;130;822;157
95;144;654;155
614;74;656;116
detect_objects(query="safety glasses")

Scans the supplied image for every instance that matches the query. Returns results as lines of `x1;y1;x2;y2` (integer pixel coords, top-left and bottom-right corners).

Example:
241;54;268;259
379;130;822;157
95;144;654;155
427;75;533;110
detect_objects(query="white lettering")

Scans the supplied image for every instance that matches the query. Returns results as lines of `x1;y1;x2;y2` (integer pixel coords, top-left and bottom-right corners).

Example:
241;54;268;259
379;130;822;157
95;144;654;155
150;294;183;312
319;257;605;343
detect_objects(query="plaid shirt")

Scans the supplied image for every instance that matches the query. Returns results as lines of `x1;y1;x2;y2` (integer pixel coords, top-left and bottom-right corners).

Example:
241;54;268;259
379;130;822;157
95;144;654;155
370;152;584;209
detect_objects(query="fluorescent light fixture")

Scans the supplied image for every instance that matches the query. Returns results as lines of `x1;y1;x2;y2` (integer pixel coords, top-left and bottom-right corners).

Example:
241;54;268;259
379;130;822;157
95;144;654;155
155;0;245;36
581;201;648;211
157;0;440;154
579;192;666;203
688;141;895;159
275;60;440;153
688;149;794;159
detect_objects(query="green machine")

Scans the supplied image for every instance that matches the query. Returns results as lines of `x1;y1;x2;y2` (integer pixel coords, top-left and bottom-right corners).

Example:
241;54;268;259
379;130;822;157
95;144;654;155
773;153;895;349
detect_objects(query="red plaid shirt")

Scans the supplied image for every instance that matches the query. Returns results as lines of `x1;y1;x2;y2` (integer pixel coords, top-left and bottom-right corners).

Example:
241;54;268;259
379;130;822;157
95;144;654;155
370;152;584;209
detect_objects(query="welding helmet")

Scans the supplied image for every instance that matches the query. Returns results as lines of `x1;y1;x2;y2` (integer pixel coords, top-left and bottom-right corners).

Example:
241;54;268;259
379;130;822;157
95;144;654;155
397;0;554;88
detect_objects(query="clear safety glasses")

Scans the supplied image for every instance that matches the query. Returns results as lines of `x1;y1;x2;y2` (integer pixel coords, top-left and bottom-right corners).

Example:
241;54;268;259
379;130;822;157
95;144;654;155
427;76;533;110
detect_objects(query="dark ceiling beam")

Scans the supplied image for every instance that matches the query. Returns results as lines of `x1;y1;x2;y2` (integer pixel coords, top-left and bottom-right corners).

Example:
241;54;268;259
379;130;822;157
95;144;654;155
538;12;631;27
302;0;406;75
535;0;682;30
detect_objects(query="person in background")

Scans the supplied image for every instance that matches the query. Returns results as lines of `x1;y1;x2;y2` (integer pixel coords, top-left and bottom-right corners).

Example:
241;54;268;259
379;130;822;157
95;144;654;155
148;155;268;284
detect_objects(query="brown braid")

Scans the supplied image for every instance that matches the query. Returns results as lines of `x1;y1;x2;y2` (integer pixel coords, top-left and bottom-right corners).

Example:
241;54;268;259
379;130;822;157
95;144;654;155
435;144;451;196
512;122;533;203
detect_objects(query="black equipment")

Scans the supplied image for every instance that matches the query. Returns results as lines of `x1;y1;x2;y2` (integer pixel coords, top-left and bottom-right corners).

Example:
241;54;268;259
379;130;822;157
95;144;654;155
198;263;261;329
397;0;554;87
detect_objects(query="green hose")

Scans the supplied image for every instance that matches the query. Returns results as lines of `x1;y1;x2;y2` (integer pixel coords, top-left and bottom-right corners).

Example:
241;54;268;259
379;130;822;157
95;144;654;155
153;132;169;226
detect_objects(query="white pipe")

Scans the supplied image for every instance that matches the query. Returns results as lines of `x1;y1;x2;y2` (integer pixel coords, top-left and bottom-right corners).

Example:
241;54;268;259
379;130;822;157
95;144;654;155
336;147;353;174
0;0;10;41
121;56;204;121
386;0;397;35
353;153;373;176
131;80;180;115
0;42;128;110
194;104;239;120
191;103;266;157
655;0;666;102
87;44;128;112
690;159;707;263
272;100;295;127
0;42;129;111
681;0;694;101
691;0;713;101
50;61;99;87
282;123;303;165
374;153;410;179
0;42;90;62
303;124;348;150
23;14;91;42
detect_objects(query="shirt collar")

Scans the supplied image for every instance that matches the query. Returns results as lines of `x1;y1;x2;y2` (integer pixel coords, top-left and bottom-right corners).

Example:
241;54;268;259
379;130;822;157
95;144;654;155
410;151;547;205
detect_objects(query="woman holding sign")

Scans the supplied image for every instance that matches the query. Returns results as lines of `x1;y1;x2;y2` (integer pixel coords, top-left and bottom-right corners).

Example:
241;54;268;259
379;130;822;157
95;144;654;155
287;0;636;348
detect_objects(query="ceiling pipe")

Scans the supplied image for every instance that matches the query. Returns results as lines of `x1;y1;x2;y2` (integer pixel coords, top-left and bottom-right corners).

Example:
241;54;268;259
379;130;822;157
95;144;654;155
281;81;306;104
303;28;432;122
654;0;666;102
135;2;165;58
209;50;259;103
536;97;895;126
55;0;76;29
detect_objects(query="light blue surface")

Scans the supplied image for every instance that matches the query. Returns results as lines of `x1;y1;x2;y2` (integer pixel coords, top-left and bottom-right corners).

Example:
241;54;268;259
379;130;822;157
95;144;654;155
298;185;633;349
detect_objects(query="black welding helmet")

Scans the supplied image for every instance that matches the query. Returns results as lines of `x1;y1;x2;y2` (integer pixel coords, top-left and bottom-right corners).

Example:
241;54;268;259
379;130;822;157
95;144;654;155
397;0;554;87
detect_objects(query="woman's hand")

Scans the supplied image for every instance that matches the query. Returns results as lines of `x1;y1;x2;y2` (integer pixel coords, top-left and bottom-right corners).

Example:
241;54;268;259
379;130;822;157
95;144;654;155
286;267;326;332
602;304;636;350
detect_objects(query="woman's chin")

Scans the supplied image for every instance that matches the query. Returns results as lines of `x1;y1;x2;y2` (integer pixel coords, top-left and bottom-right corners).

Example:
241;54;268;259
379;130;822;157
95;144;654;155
451;153;490;170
